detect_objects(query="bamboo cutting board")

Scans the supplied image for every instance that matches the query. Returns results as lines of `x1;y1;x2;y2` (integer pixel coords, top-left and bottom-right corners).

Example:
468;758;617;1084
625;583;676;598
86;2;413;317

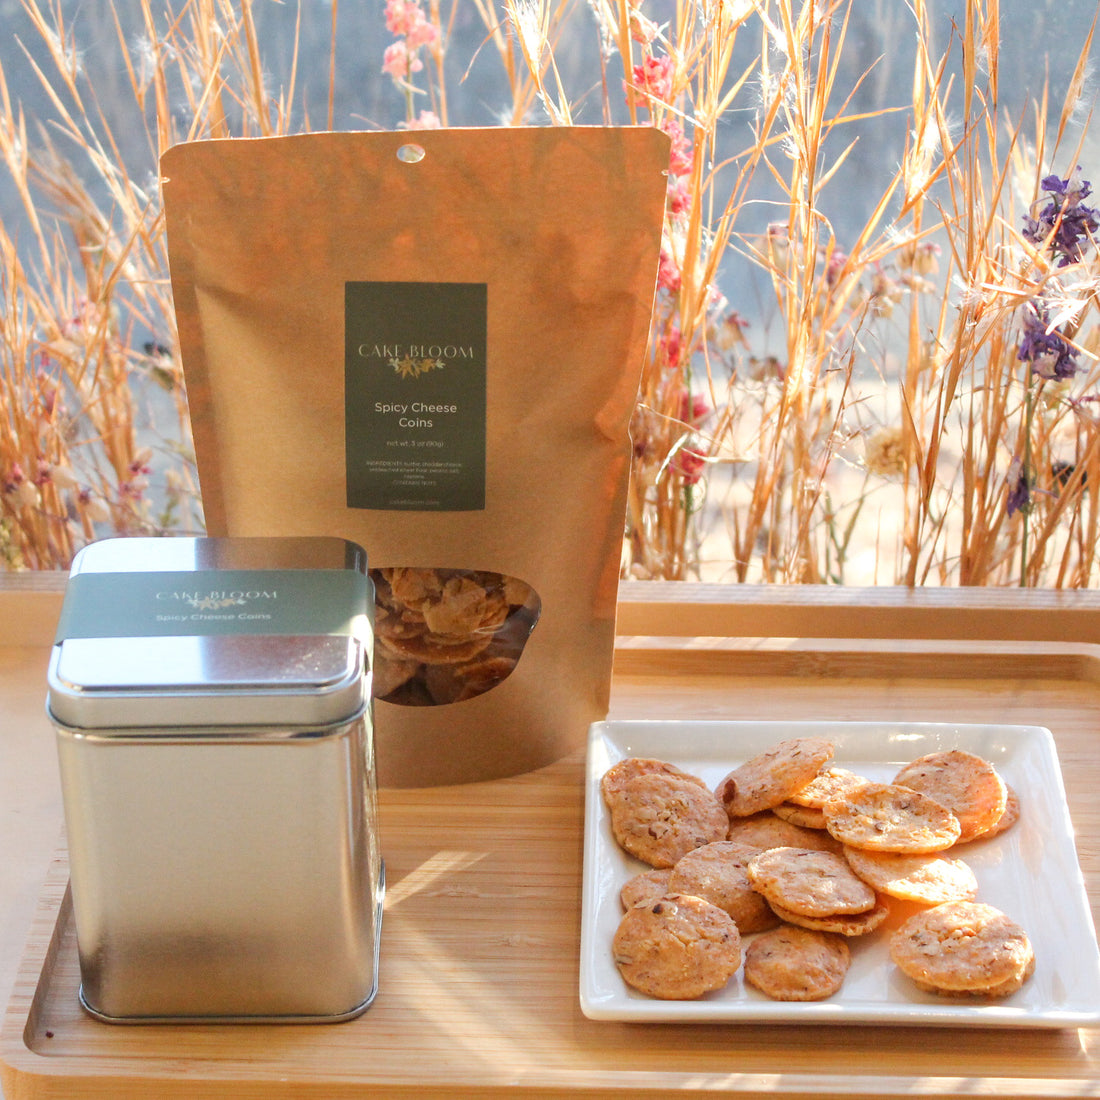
4;589;1100;1097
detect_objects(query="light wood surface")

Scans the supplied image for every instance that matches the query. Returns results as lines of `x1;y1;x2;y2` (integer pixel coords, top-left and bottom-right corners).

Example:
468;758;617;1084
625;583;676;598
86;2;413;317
12;572;1100;646
3;581;1100;1097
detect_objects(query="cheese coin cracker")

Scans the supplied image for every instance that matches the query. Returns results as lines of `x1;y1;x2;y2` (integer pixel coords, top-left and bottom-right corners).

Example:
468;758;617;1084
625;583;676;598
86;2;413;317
612;894;742;1000
767;897;891;937
669;841;780;934
843;846;978;905
889;901;1034;996
608;773;728;868
893;750;1007;843
746;846;876;917
823;781;961;853
715;737;835;818
744;925;850;1001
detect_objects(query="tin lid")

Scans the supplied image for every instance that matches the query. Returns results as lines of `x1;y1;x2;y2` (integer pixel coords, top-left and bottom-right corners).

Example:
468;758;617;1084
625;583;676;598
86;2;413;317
47;537;374;733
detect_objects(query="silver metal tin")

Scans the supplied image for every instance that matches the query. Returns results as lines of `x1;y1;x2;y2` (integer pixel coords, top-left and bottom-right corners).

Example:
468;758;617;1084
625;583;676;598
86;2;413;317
47;536;383;1023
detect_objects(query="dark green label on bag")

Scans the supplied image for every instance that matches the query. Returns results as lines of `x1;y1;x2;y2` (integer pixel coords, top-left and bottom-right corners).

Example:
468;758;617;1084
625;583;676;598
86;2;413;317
345;281;487;511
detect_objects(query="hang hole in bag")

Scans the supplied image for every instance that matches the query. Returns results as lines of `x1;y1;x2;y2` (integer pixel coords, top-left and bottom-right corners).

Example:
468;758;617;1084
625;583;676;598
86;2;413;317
397;144;426;164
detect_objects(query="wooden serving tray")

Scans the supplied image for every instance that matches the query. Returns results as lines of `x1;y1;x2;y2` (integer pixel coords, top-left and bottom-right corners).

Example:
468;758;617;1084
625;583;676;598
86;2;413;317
4;599;1100;1096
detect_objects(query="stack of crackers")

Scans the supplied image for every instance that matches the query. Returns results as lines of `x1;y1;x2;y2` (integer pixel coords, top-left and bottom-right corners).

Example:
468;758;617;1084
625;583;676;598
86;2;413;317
371;566;539;704
602;737;1031;1002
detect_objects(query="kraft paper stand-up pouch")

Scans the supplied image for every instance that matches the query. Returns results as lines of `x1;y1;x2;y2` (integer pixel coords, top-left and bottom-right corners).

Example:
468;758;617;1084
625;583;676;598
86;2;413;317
162;126;669;787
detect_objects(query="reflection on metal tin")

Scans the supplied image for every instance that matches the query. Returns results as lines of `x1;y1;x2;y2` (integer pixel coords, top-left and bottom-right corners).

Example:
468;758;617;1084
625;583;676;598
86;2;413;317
48;536;383;1023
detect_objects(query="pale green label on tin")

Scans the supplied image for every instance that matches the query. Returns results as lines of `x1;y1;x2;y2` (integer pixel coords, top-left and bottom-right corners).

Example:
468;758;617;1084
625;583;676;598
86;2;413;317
344;281;487;511
55;569;372;641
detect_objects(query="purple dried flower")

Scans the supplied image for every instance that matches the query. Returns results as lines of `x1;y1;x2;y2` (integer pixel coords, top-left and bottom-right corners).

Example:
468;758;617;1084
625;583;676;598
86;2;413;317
1022;167;1100;267
1040;172;1090;200
1006;458;1031;517
1017;303;1080;380
1052;460;1080;490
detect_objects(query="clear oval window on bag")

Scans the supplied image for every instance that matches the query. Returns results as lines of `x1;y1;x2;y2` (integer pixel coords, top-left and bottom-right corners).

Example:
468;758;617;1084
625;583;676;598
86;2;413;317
370;567;541;705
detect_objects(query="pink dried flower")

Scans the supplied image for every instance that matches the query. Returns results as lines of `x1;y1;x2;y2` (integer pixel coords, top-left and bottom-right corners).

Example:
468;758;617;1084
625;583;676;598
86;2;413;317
61;301;87;337
662;119;694;177
405;18;438;50
716;311;750;353
766;222;791;264
657;326;683;368
899;239;941;275
869;268;904;317
119;478;147;501
667;175;691;216
629;9;660;45
382;40;421;79
77;488;111;524
748;356;785;382
657;248;682;294
679;392;710;426
402;110;442;130
673;445;707;485
384;0;411;35
631;54;674;105
824;247;848;286
36;370;59;418
385;0;437;47
3;466;38;508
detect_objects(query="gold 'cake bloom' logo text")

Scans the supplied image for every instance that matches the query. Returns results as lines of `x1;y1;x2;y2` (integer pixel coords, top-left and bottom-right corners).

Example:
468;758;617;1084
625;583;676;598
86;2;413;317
355;343;474;379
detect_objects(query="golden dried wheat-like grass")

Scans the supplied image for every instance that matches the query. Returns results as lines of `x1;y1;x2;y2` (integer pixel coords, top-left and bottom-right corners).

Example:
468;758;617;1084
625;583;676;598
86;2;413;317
2;0;1097;585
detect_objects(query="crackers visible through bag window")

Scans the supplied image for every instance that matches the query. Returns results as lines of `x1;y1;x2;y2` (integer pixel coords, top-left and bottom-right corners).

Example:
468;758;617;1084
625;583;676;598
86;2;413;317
371;567;540;705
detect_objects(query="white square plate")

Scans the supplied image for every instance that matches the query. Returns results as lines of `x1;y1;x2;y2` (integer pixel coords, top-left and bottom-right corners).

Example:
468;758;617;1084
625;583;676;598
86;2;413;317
580;719;1100;1026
